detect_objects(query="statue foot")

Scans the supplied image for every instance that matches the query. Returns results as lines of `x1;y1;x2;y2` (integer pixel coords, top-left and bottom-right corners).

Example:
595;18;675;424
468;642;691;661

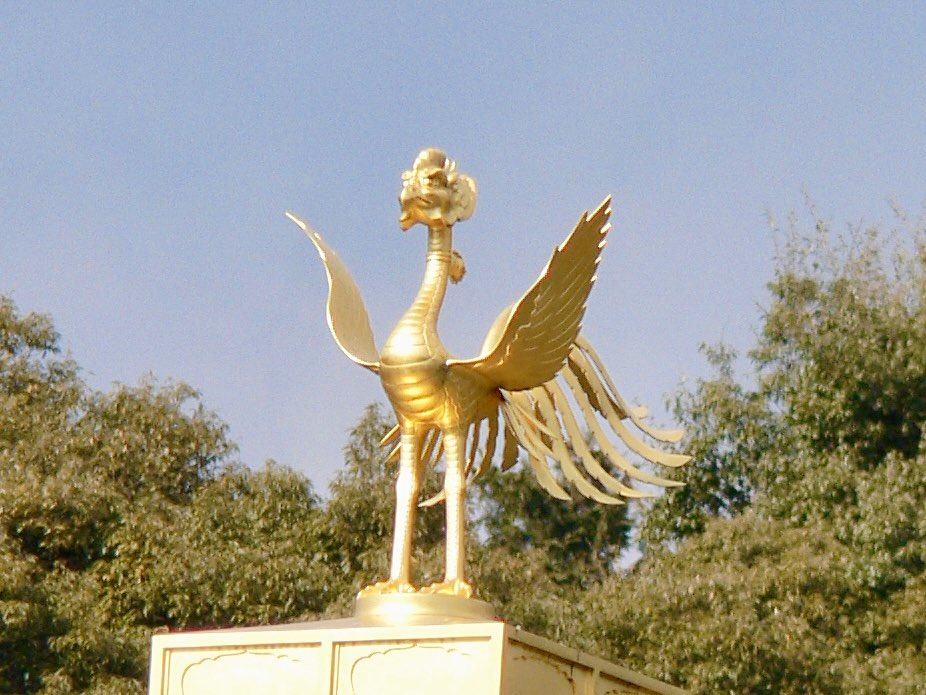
357;579;417;598
419;578;474;598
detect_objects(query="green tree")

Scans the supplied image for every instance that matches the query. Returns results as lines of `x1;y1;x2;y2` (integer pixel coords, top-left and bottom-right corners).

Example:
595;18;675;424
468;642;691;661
644;219;926;546
0;297;234;692
610;216;926;692
473;462;631;586
101;462;331;629
0;297;330;692
583;512;858;693
640;343;775;548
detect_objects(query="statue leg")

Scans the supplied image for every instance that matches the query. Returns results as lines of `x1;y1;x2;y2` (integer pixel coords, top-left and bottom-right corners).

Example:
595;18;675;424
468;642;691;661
358;429;420;597
422;428;473;598
389;430;422;585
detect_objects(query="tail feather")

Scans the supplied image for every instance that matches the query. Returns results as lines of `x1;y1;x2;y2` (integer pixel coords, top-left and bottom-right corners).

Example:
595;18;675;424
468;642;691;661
494;337;689;503
574;336;685;443
569;350;690;468
380;424;400;447
465;418;482;476
526;387;623;504
542;382;653;498
500;423;519;471
559;374;683;488
473;413;499;481
420;429;440;468
501;404;571;500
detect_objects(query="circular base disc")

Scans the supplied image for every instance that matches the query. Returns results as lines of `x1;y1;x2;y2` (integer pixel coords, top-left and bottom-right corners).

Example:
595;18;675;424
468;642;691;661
355;593;496;626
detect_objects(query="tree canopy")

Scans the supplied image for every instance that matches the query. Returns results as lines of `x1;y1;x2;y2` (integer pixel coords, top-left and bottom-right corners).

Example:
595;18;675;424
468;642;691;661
1;211;924;692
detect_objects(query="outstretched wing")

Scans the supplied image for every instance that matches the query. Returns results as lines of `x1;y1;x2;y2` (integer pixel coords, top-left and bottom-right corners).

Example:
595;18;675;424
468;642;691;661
286;212;380;373
448;196;611;390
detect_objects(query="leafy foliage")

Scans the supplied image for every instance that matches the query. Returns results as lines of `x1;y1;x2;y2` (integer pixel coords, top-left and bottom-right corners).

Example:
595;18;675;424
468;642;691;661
101;462;331;628
630;216;926;691
640;343;774;547
474;463;631;586
584;513;856;693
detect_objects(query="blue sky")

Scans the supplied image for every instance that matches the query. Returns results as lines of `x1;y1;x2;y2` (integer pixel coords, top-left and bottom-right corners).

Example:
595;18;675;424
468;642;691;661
2;3;924;490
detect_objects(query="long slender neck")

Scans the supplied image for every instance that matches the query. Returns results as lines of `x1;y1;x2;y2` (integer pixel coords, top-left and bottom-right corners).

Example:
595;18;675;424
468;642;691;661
406;225;452;332
381;224;452;364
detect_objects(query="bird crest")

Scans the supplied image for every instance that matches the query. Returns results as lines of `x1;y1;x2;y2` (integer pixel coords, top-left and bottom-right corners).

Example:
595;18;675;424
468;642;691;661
399;148;477;231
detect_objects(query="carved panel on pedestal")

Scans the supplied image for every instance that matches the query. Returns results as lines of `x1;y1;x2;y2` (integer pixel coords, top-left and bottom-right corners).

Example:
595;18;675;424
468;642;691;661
334;638;491;695
176;647;321;694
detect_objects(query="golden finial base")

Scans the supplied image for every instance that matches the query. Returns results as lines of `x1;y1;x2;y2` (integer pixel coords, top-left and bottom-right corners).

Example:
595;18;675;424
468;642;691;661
354;593;496;626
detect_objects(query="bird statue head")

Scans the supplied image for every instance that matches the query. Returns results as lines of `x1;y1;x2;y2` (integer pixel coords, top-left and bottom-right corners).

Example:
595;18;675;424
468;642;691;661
399;148;477;232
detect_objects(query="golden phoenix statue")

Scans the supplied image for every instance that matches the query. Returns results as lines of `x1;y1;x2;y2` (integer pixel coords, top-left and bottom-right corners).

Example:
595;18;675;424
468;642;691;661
287;149;688;601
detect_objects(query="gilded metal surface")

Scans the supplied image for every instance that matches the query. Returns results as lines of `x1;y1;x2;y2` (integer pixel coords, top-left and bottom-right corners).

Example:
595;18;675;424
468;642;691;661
355;593;495;626
288;148;689;601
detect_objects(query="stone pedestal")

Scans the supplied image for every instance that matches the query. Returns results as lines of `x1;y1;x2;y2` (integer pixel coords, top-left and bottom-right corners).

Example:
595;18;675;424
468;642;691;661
148;614;686;694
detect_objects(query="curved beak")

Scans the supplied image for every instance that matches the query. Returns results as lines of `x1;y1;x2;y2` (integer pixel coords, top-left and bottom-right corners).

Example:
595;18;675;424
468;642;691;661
399;210;414;231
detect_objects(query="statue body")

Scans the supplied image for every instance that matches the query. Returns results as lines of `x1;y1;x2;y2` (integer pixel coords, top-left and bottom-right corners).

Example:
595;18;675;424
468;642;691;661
287;149;689;601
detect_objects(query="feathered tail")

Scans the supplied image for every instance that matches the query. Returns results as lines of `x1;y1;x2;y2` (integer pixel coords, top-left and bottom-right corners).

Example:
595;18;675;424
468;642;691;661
380;336;689;507
497;335;689;504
